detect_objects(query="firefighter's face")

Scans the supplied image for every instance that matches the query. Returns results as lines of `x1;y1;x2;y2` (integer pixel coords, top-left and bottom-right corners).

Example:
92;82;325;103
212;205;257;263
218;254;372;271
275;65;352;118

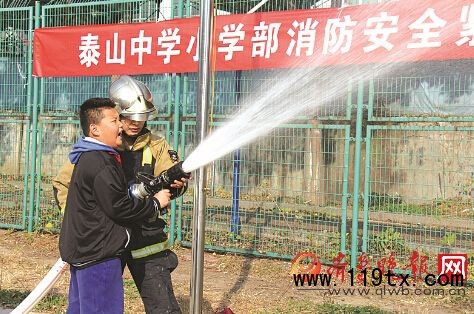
121;116;145;137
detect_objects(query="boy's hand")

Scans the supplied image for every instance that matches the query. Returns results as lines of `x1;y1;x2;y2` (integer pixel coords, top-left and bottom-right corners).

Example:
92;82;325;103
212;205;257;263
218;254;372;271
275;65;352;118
153;189;171;208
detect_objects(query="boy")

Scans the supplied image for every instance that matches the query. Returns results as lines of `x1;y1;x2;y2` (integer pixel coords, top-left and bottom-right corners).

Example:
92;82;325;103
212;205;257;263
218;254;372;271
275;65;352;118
54;77;188;313
59;97;172;313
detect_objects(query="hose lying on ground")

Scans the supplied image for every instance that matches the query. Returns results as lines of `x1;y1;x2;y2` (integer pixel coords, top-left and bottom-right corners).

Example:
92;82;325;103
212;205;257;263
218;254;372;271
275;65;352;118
11;258;68;314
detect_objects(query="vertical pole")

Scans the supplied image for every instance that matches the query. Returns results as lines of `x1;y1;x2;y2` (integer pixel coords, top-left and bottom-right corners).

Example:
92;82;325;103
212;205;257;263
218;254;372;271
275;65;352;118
27;2;41;232
230;71;242;236
170;0;184;246
230;149;241;235
176;0;191;242
339;82;353;255
185;0;191;17
170;73;180;245
22;6;35;229
362;81;374;253
190;0;213;313
350;80;364;269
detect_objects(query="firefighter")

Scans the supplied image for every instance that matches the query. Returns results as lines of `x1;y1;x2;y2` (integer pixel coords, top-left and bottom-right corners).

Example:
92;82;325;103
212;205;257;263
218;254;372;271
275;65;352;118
53;75;188;313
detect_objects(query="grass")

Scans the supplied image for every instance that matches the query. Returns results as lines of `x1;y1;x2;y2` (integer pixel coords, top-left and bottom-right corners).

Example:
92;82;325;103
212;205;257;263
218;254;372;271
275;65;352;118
368;227;410;256
0;289;67;313
317;303;391;314
371;196;474;217
251;300;391;314
0;280;142;313
0;289;30;309
123;277;145;313
2;229;472;313
35;293;68;313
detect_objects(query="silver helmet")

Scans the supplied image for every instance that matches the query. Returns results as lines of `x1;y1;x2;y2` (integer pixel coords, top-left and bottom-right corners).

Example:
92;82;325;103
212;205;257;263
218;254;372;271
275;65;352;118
109;75;157;121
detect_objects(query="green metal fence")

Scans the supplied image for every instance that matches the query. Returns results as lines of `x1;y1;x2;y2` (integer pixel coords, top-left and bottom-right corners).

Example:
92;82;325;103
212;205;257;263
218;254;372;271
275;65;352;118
180;120;351;262
0;0;472;271
363;70;474;270
0;5;32;230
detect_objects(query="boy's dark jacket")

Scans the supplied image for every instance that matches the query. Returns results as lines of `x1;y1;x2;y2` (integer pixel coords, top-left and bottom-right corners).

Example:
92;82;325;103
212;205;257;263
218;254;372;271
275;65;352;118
59;137;157;268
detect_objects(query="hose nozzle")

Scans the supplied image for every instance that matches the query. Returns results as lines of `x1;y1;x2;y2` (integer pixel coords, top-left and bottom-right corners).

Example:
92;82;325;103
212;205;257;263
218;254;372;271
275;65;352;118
129;161;191;200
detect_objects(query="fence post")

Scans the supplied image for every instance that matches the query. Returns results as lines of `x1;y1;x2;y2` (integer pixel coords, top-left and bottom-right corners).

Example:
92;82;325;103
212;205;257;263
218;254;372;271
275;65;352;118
170;0;184;246
27;1;41;232
350;80;365;269
361;80;374;253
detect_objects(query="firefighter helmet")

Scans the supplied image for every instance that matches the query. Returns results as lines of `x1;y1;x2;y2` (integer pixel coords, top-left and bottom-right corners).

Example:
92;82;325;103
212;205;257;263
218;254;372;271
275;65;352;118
109;75;157;121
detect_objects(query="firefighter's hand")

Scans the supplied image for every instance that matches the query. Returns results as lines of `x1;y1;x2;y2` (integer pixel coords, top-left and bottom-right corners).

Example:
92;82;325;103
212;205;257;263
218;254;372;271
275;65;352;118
170;177;189;189
153;189;171;208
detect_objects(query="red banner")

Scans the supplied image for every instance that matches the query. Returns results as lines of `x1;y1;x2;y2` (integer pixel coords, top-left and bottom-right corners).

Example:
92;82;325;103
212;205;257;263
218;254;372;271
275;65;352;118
33;0;474;77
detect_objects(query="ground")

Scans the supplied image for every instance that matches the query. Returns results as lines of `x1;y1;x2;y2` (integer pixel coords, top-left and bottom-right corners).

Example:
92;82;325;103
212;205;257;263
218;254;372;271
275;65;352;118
0;229;472;314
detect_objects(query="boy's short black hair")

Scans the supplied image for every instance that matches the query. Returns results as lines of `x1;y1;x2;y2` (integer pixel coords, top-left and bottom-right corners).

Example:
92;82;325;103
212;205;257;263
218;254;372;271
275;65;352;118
79;98;116;136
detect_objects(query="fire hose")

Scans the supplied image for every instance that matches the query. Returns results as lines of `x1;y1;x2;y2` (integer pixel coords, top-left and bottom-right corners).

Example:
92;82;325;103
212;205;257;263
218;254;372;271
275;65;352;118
11;258;68;314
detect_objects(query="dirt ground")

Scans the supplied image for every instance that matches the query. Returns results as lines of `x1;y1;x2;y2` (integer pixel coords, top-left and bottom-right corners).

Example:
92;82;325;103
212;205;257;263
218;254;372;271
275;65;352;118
0;229;472;314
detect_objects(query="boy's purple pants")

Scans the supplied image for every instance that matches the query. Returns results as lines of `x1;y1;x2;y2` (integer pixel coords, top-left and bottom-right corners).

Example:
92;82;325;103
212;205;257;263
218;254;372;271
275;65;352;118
67;258;124;314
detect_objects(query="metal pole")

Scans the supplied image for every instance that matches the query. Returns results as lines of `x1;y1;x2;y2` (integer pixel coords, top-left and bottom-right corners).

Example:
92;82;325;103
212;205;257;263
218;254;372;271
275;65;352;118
230;149;241;236
28;1;41;231
350;80;365;269
230;71;242;237
170;0;184;246
190;0;213;313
